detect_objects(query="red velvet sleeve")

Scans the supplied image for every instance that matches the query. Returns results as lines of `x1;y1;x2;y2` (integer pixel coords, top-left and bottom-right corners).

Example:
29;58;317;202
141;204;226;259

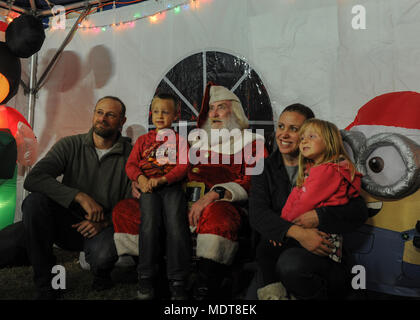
164;133;189;184
125;135;146;182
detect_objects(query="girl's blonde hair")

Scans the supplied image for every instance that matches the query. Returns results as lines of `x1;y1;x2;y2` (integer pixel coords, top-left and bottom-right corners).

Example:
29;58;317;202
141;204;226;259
296;118;356;187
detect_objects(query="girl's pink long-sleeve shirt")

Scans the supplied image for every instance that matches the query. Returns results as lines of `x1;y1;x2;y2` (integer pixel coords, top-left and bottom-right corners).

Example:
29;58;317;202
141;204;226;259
281;160;362;222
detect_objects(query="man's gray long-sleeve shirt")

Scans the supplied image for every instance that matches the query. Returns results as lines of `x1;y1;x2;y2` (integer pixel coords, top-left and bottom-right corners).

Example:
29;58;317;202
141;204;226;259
24;128;133;214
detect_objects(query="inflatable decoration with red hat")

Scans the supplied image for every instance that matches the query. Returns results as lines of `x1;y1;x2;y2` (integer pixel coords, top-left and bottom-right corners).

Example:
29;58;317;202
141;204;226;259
342;91;420;297
0;14;44;230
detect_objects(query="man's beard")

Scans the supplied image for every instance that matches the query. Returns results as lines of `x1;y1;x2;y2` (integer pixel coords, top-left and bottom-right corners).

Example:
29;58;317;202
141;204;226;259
201;115;242;147
93;122;117;138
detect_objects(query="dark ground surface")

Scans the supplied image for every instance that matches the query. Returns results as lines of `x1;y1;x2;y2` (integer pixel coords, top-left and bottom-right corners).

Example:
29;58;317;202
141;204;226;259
0;248;139;300
1;248;419;301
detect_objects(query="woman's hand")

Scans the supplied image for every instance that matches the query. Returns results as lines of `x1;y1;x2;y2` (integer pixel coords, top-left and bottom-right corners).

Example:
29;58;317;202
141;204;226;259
292;210;319;229
131;181;141;199
287;225;333;256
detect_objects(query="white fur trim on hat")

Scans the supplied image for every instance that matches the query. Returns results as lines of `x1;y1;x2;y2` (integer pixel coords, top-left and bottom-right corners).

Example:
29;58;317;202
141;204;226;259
114;232;139;256
350;125;420;144
211;182;248;202
196;233;238;265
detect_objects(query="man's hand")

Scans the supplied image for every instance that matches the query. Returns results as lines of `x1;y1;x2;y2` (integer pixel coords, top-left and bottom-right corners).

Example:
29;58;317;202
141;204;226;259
74;192;104;222
287;225;333;256
292;210;319;229
137;175;152;193
131;181;141;199
188;191;219;227
71;220;108;238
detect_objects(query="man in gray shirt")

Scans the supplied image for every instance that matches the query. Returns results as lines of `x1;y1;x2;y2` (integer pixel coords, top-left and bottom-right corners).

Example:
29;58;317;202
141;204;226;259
22;96;132;299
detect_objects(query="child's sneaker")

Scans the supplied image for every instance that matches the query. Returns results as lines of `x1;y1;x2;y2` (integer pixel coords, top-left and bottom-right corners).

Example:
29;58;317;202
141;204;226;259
137;277;155;300
169;280;188;300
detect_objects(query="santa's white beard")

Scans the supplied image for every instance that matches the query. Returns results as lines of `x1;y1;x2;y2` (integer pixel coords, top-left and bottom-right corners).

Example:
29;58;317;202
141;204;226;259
201;116;241;146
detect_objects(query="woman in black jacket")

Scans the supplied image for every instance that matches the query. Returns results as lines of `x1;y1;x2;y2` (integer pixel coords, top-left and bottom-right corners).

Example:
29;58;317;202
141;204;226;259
248;104;368;300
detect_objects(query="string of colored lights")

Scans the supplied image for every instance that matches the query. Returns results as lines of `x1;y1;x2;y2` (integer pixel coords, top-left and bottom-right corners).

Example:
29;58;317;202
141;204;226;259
50;0;210;31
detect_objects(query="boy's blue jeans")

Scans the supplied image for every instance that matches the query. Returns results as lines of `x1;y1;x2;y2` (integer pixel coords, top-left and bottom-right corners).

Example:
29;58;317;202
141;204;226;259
138;182;191;281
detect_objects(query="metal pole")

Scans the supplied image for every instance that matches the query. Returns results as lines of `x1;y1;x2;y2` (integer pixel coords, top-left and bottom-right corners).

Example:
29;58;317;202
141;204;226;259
29;0;37;11
0;1;28;14
38;0;113;17
28;53;38;128
22;52;38;201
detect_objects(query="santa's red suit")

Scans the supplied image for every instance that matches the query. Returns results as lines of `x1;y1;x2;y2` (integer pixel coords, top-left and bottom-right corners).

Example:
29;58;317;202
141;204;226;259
187;131;267;264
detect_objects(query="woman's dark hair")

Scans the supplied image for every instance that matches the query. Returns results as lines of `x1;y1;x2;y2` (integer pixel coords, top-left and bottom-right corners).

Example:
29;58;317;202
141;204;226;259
281;103;315;120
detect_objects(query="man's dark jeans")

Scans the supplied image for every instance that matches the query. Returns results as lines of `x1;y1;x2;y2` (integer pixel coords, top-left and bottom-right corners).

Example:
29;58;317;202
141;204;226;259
22;192;118;291
138;183;191;281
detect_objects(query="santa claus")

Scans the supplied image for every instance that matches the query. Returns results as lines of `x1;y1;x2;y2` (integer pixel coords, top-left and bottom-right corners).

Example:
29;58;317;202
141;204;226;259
186;84;267;299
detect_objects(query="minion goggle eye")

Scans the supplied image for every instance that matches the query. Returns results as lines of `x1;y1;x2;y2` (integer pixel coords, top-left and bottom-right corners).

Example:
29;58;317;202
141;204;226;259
341;130;420;199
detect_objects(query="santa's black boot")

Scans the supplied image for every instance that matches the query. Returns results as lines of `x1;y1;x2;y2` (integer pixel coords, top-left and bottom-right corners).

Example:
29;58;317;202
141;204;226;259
193;258;230;300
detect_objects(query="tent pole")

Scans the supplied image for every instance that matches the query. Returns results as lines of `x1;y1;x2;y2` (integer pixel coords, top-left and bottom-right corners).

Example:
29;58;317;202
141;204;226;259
22;52;38;202
28;53;38;129
0;1;29;14
29;0;37;11
37;0;124;17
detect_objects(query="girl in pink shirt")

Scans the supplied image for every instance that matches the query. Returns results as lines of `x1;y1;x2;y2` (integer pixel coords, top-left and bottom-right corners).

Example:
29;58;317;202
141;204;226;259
281;119;362;262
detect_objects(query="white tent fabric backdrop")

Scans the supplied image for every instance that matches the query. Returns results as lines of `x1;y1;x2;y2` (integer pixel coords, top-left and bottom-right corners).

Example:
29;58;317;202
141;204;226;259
9;0;420;220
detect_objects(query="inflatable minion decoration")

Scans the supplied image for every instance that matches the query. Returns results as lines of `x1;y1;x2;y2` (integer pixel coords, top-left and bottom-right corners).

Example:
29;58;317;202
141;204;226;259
342;91;420;297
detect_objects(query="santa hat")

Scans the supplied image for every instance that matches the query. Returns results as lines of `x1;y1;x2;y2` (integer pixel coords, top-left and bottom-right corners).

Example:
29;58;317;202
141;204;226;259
346;91;420;131
346;91;420;145
197;83;249;129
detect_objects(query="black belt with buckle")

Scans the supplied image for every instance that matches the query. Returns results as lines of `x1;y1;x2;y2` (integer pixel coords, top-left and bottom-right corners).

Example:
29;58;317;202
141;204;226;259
184;181;207;205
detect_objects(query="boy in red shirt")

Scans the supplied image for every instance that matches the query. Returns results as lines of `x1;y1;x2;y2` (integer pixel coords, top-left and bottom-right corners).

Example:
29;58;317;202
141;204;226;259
125;93;190;300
